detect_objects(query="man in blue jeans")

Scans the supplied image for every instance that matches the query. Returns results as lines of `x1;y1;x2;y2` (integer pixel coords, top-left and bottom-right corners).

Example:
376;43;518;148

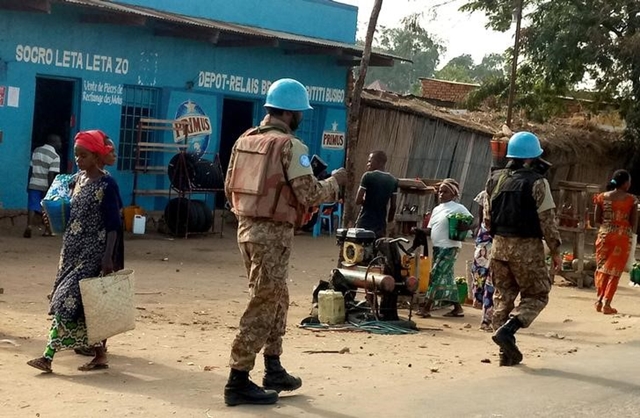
355;150;398;237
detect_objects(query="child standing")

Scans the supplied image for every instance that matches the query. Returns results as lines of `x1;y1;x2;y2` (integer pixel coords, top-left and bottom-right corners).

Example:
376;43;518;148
27;130;124;373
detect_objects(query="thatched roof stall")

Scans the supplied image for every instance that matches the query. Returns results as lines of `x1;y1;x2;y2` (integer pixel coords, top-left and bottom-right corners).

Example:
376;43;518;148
461;111;627;193
356;90;628;211
359;90;494;209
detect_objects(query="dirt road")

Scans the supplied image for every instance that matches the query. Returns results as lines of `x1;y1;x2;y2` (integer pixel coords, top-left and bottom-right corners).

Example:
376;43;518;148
1;219;638;417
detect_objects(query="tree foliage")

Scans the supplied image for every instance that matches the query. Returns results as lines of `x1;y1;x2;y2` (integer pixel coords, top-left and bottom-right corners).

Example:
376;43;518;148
435;53;506;83
363;14;444;94
462;0;640;140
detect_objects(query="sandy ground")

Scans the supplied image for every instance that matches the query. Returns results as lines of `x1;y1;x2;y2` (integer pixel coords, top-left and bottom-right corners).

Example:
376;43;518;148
1;216;639;418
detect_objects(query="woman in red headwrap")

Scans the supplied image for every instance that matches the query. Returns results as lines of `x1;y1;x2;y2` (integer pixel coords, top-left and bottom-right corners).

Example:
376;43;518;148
28;130;124;374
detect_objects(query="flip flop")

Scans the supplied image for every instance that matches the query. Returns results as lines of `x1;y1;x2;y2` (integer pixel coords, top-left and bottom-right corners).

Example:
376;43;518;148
443;311;465;318
74;347;97;357
78;362;109;371
27;357;52;374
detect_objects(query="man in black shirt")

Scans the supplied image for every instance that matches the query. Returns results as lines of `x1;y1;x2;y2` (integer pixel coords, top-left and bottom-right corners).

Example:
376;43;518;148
355;151;398;237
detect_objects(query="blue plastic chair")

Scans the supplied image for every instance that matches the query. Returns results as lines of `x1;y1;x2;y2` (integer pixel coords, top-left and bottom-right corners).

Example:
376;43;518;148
313;202;342;237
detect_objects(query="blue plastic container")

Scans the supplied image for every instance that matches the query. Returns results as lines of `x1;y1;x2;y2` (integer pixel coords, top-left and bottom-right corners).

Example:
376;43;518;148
42;198;70;236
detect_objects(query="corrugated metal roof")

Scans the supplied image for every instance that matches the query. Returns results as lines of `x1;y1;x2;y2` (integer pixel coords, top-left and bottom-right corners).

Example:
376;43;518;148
54;0;407;63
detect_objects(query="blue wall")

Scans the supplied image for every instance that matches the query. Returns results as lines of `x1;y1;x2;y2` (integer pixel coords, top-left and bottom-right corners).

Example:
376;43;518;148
115;0;358;44
0;4;350;210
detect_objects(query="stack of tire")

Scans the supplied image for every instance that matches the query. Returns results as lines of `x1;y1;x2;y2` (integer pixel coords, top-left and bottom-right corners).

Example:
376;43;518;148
164;197;213;236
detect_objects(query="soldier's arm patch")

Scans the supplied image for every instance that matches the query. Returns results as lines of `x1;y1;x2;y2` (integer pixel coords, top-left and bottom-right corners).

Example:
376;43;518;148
287;137;314;181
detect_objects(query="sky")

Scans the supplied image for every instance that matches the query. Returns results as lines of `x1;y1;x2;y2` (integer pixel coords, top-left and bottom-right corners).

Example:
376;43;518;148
337;0;514;67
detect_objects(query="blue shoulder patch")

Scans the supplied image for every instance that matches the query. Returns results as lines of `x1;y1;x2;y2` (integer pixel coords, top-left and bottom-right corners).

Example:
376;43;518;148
299;154;311;168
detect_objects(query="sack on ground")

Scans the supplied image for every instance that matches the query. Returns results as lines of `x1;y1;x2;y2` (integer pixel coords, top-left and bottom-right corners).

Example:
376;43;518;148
624;233;637;273
79;269;136;344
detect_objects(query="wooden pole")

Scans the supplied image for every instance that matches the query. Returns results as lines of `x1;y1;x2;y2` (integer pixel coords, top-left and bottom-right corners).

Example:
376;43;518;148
506;0;524;129
343;0;385;227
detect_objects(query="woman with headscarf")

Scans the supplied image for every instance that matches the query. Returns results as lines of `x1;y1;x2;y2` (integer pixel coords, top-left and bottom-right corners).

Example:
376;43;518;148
27;130;124;373
593;169;638;315
417;178;473;317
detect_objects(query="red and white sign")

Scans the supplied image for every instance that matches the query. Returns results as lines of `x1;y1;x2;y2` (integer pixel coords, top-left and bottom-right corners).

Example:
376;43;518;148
322;130;345;150
0;86;5;107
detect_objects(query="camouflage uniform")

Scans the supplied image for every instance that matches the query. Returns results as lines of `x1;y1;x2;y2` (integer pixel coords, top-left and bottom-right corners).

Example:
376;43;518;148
484;176;561;329
225;115;339;372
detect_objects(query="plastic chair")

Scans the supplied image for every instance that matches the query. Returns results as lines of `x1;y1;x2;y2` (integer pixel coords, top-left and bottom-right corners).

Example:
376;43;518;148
313;202;342;237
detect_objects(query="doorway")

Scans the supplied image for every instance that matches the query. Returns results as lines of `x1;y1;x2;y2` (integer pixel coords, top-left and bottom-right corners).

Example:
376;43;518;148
219;98;255;172
31;77;77;173
217;98;255;207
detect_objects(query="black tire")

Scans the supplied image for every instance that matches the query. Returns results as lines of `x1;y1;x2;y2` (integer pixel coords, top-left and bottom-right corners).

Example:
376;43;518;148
164;197;187;236
168;153;197;192
164;197;203;236
192;200;213;232
193;160;216;189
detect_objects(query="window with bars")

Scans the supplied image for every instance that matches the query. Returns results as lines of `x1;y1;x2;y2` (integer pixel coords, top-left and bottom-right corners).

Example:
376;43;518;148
117;86;161;171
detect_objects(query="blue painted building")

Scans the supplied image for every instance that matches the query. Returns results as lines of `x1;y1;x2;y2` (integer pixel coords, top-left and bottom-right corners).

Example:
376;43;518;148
0;0;395;210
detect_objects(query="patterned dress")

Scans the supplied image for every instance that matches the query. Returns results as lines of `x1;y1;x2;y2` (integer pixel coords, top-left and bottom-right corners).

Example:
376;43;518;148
427;246;460;307
473;225;494;328
44;173;123;359
594;193;636;302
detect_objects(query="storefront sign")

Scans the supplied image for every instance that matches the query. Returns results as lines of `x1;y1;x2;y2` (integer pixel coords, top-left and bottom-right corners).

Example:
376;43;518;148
321;122;345;150
81;80;123;106
197;71;345;105
173;100;212;158
15;44;130;75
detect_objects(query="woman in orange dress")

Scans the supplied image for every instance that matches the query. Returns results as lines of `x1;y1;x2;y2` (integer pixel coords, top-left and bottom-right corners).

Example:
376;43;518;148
593;169;638;315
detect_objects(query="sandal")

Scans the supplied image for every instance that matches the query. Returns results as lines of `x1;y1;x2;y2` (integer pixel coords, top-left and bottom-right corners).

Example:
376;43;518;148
602;306;617;315
74;347;97;357
27;357;52;374
595;301;603;312
23;228;32;239
78;361;109;371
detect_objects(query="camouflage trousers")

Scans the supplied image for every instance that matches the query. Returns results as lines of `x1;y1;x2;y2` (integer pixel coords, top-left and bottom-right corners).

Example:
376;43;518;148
229;242;291;372
491;256;551;329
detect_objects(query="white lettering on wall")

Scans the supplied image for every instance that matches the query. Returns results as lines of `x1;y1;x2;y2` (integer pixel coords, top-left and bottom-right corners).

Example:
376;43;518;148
198;71;345;105
81;80;123;106
16;44;129;75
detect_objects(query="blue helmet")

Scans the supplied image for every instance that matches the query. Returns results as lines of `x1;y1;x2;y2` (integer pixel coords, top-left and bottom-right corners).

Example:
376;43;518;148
264;78;313;111
506;131;543;159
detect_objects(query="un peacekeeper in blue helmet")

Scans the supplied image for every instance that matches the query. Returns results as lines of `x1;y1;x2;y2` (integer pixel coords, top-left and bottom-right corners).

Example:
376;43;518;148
483;130;562;367
223;78;347;406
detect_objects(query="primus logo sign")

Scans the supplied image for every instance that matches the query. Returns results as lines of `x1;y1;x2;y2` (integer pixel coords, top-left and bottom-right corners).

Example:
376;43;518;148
173;100;212;158
321;121;345;150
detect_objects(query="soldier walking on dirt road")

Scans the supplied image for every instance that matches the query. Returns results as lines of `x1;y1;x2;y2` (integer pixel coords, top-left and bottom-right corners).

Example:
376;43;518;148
484;131;562;366
223;78;348;406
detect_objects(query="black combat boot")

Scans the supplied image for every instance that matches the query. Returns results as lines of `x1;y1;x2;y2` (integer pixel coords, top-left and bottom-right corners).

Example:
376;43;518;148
499;349;517;367
263;355;303;393
224;368;279;406
492;317;524;366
